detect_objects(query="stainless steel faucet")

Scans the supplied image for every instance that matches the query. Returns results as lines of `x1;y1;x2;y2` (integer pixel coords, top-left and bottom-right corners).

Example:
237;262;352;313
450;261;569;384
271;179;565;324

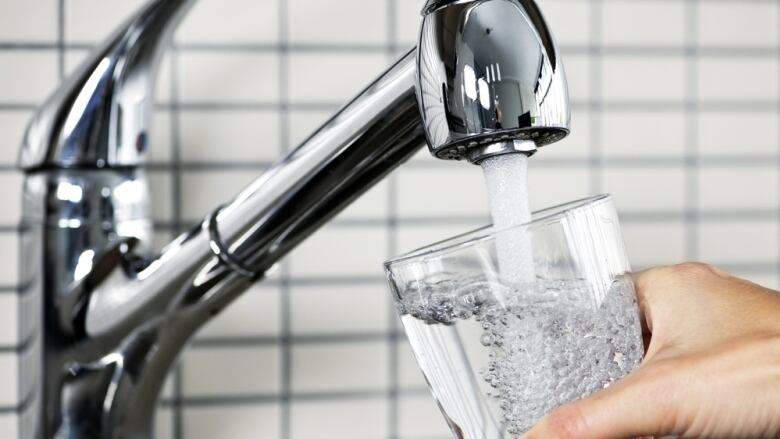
17;0;569;437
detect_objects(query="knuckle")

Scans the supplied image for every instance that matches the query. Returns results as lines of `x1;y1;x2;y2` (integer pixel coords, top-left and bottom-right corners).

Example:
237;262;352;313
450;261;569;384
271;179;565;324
539;404;589;439
667;262;725;281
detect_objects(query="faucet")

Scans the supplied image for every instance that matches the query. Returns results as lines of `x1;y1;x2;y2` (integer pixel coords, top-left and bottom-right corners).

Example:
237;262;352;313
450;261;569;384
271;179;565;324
17;0;569;437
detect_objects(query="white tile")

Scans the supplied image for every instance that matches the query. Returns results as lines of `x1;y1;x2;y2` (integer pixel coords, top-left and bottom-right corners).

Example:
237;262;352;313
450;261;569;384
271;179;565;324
181;346;281;397
397;223;486;257
408;147;436;164
0;354;18;405
541;0;591;46
0;1;57;42
154;406;173;439
160;371;175;399
148;110;172;163
0;295;18;346
199;285;281;338
176;0;279;44
290;398;389;439
180;169;258;221
17;289;38;343
602;110;686;157
602;0;685;46
0;173;22;225
563;54;591;102
0;413;18;439
148;170;173;223
291;342;388;392
182;405;280;439
697;58;779;101
289;0;387;45
289;53;388;103
63;48;90;79
20;402;38;439
0;111;32;164
65;0;147;44
397;167;488;218
155;52;173;105
287;110;334;149
699;167;778;211
699;221;778;265
333;181;388;221
535;110;590;160
397;340;427;389
289;224;388;277
398;395;451;438
698;112;779;156
397;0;424;47
602;167;686;212
179;111;281;162
698;2;778;47
527;166;591;212
622;221;686;269
290;283;389;334
602;55;685;101
178;52;280;103
18;344;38;413
0;52;58;104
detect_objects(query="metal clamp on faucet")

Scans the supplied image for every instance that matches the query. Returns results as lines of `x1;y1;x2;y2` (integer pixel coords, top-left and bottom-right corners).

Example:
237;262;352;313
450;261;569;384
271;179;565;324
17;0;569;437
205;206;262;280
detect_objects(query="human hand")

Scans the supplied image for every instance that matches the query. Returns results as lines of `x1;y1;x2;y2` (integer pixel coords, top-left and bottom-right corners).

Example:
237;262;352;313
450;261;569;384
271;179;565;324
524;263;780;438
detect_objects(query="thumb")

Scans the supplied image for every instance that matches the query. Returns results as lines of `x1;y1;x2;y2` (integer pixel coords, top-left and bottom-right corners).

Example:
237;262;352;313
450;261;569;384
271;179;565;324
521;366;680;439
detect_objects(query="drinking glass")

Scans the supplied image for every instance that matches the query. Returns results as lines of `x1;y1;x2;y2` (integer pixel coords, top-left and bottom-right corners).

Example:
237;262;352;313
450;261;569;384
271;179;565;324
384;195;644;437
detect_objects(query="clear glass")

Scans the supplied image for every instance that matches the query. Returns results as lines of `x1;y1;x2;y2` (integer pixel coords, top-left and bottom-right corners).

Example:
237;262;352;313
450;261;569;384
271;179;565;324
384;195;644;438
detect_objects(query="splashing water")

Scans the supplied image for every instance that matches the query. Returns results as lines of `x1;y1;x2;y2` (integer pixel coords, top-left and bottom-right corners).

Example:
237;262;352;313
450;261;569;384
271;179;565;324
397;275;643;436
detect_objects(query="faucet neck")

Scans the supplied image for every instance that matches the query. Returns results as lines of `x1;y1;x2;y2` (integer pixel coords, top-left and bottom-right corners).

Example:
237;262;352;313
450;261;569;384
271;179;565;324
18;0;195;172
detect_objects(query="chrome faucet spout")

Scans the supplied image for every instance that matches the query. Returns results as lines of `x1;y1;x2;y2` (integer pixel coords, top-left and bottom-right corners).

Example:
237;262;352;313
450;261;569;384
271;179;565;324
17;0;569;437
416;0;570;164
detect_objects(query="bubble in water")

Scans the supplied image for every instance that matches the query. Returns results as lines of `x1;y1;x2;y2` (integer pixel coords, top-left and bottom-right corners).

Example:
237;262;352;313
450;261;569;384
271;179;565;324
396;276;644;435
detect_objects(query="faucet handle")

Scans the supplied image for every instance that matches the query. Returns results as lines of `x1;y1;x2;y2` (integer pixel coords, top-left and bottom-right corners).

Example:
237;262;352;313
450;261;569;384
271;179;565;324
416;0;570;164
19;0;194;171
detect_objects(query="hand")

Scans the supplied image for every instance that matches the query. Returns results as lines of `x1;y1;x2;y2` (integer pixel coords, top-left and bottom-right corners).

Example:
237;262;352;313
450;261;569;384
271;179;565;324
523;263;780;438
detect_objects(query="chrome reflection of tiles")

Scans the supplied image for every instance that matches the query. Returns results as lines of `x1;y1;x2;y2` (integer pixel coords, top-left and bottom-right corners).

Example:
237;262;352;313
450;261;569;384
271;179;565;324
0;0;779;438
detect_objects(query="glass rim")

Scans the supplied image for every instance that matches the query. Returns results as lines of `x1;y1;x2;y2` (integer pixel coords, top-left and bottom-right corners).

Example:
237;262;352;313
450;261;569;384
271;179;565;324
384;194;613;269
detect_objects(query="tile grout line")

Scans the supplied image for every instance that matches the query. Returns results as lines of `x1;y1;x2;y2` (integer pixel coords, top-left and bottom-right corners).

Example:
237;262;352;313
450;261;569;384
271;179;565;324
386;1;401;439
279;1;292;438
6;99;780;114
2;41;780;58
685;0;700;260
590;0;603;194
169;45;185;439
57;0;65;79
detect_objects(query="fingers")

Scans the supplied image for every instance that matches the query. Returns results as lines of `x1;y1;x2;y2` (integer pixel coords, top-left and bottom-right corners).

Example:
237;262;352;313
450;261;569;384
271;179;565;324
630;269;656;353
522;364;680;439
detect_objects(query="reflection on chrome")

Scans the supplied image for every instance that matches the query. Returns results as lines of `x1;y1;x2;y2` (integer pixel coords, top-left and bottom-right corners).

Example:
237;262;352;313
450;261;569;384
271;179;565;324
17;0;570;437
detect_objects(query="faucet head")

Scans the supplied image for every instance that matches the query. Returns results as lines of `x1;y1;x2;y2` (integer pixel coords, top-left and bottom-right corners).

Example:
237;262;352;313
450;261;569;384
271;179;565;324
417;0;570;164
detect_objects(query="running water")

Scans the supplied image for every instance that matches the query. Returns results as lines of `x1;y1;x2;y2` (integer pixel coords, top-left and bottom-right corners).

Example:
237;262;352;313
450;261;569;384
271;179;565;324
480;153;534;284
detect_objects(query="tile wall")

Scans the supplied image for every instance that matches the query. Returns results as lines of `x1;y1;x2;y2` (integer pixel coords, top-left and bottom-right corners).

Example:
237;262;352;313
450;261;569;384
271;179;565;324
0;0;779;437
